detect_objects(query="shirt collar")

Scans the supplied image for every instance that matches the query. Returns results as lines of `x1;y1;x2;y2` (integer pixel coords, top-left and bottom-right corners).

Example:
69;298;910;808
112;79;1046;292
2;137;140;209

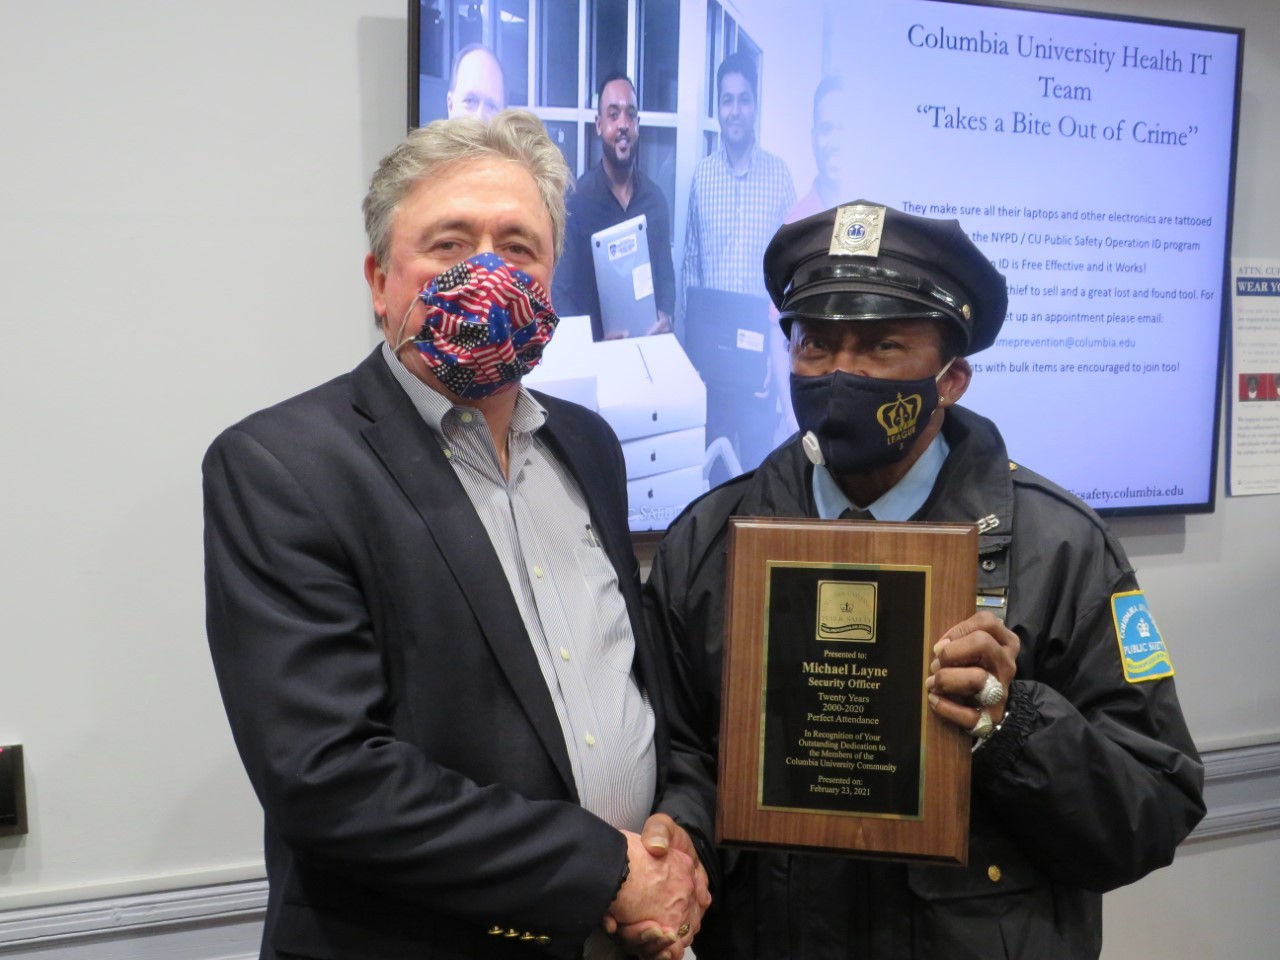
718;142;759;176
811;432;951;521
380;340;547;437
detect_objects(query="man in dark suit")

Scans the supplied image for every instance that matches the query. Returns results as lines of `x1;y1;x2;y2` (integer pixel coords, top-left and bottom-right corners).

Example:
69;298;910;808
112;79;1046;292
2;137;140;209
204;111;712;960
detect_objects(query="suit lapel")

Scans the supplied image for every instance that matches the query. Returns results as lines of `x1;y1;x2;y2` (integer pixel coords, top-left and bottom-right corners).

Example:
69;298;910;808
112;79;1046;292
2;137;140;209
350;351;578;798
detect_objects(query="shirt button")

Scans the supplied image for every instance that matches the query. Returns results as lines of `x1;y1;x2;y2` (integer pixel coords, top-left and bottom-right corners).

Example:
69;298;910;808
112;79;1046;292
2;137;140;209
560;647;571;661
585;732;596;747
442;448;453;459
533;565;545;579
460;411;474;423
987;865;1002;882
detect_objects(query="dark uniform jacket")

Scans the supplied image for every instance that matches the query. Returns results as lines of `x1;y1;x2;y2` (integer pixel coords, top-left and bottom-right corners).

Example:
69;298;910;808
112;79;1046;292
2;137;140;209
644;404;1205;959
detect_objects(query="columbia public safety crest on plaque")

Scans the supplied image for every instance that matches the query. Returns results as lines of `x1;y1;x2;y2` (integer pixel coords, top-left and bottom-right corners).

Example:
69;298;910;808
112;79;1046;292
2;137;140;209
816;580;877;642
830;203;886;257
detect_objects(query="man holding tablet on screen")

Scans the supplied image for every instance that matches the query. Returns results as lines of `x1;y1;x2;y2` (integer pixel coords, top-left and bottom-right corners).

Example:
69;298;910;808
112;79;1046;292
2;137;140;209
554;72;675;342
647;201;1203;959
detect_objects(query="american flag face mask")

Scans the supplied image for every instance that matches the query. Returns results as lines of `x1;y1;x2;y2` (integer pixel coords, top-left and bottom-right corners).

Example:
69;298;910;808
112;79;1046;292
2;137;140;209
408;252;559;399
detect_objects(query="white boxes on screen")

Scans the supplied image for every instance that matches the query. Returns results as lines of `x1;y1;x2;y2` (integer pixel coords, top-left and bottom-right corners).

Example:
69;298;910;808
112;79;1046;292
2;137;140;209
524;319;707;531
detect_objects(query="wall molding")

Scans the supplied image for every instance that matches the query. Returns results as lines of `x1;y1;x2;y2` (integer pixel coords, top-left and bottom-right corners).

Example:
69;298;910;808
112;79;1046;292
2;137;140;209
0;881;266;948
1190;741;1280;840
1;743;1277;955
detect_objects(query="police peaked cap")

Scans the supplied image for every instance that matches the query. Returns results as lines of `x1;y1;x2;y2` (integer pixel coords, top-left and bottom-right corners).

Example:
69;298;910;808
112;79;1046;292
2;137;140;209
763;200;1008;354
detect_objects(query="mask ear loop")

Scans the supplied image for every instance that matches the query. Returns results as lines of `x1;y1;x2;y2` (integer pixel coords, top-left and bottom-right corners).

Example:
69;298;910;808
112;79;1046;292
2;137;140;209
936;356;956;403
392;291;428;355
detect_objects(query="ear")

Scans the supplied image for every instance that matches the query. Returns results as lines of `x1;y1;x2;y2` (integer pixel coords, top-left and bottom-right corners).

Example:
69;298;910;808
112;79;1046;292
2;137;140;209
595;112;605;138
445;91;455;115
939;356;972;407
364;253;387;323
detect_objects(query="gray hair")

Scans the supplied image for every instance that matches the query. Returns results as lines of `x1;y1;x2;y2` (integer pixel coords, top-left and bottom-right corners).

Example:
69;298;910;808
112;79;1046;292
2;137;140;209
362;110;571;269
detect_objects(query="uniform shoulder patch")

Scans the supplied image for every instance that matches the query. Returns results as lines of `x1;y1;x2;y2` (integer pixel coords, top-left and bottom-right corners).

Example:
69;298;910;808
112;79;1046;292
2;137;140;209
1111;590;1175;682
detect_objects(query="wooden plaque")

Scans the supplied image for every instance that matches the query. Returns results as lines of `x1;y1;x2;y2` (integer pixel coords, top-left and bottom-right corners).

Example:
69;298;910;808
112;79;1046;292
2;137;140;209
716;517;977;865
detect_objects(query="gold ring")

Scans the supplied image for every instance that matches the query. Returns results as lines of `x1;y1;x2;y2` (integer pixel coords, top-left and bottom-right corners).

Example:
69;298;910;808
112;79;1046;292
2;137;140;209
678;923;690;937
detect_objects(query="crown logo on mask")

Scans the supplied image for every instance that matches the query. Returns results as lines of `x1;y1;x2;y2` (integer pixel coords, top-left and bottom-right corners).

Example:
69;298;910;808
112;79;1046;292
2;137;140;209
876;392;923;445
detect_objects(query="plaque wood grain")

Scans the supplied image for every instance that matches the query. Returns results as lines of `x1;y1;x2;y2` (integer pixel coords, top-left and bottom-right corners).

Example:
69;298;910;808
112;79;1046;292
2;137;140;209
717;517;976;864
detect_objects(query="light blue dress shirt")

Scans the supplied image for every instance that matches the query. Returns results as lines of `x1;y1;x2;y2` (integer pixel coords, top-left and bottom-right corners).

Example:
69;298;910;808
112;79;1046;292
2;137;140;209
811;433;951;522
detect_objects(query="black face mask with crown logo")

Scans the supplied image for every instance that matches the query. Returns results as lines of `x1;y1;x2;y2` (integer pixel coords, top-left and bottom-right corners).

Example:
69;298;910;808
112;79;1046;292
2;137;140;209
790;365;948;476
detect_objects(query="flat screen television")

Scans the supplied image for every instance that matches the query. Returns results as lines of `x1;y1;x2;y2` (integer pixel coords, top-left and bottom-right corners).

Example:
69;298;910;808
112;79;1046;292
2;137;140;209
408;0;1243;531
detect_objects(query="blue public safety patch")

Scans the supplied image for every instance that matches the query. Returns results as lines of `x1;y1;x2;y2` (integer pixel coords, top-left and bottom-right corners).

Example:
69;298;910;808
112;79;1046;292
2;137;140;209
1110;590;1175;682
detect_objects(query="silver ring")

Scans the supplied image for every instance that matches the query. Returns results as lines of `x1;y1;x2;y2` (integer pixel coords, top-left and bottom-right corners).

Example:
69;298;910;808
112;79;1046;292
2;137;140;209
968;709;994;739
977;673;1005;707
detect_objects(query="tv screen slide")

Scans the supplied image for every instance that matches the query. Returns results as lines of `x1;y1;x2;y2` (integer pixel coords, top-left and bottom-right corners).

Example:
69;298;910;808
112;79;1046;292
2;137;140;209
410;0;1242;531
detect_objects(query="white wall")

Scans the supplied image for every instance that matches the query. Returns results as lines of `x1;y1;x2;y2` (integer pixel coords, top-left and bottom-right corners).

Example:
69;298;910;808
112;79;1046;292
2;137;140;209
1105;831;1280;958
0;0;404;907
0;0;1275;953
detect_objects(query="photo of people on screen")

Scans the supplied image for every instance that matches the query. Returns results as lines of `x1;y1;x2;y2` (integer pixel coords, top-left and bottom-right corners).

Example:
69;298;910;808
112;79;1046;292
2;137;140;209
681;51;795;481
788;75;854;222
446;44;505;122
1240;372;1280;401
770;74;857;440
409;0;1238;529
553;73;675;342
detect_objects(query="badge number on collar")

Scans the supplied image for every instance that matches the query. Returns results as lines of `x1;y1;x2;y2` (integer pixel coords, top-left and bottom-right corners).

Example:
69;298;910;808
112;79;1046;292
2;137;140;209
1110;590;1175;682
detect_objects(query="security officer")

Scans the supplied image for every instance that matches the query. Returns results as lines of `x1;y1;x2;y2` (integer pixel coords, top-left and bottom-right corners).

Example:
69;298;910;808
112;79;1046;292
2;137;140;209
644;201;1205;959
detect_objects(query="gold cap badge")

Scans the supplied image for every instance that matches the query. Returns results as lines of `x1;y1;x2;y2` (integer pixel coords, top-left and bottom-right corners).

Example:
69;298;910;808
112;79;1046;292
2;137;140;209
830;203;886;257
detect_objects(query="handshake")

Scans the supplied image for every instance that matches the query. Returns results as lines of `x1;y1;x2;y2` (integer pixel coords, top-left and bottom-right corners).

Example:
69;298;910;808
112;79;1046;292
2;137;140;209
604;814;712;960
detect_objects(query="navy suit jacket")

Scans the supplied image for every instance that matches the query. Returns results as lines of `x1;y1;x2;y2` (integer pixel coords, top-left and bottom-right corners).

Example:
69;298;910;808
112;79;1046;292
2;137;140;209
204;348;712;959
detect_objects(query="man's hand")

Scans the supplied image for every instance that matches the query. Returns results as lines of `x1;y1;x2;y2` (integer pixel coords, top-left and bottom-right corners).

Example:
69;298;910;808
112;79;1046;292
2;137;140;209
926;611;1020;733
647;311;673;336
603;817;710;960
